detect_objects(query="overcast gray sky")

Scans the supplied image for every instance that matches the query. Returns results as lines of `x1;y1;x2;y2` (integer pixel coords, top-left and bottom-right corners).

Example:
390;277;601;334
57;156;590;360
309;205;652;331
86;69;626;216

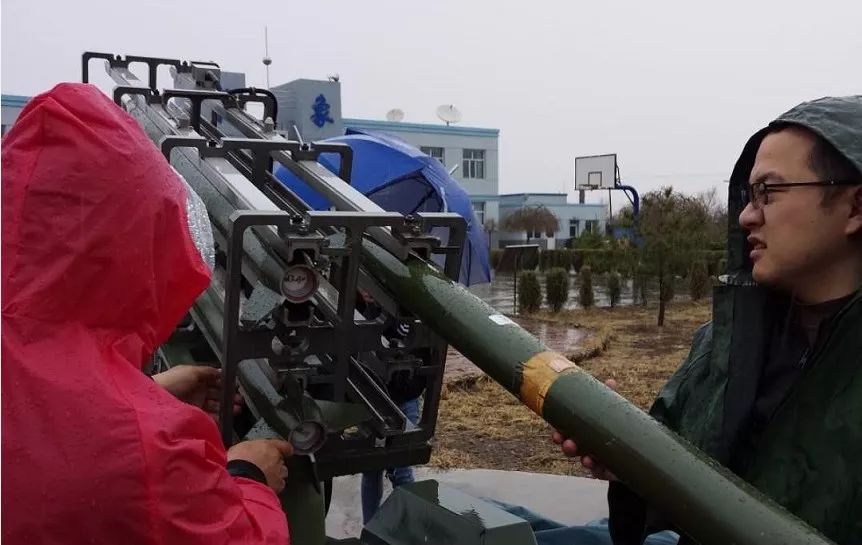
3;0;861;203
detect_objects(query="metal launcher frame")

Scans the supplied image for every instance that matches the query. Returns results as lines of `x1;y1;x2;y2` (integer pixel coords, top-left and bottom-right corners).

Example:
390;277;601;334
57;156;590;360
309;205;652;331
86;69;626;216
83;52;465;480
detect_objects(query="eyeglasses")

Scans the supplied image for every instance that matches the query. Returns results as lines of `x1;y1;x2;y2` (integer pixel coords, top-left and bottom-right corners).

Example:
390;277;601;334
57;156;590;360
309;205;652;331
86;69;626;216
741;180;862;209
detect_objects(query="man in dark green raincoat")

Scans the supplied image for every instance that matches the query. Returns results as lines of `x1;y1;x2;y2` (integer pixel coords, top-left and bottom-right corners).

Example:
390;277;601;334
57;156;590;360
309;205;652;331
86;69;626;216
555;95;862;545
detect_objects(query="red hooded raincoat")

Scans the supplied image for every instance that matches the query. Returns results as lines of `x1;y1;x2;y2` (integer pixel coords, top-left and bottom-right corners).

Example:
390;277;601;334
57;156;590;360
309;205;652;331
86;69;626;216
1;83;289;545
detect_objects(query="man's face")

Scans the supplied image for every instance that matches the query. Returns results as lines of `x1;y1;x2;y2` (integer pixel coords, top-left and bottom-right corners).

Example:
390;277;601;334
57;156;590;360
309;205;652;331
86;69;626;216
738;127;858;293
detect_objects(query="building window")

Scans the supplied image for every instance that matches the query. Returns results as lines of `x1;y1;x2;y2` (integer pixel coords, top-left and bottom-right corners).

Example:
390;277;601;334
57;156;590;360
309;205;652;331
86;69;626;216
472;201;486;225
462;149;485;179
420;146;445;164
569;219;580;238
585;220;599;234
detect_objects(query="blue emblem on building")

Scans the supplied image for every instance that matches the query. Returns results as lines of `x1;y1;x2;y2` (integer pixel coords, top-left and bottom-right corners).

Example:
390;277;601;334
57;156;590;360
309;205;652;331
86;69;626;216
310;94;334;128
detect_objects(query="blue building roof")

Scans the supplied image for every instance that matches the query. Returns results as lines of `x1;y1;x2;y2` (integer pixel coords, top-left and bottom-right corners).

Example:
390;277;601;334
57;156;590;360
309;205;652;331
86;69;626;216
500;192;572;198
2;94;31;108
344;118;499;138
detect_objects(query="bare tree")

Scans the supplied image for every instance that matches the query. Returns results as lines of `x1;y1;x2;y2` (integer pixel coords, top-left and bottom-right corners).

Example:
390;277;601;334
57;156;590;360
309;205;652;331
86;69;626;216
695;187;728;247
501;206;560;239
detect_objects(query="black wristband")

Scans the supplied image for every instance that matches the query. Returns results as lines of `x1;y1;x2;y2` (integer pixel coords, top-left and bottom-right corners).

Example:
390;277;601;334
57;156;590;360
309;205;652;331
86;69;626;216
227;459;267;486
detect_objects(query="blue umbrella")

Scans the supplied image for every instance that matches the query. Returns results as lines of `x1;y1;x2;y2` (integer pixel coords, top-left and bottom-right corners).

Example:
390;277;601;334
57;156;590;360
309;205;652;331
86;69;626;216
274;129;491;285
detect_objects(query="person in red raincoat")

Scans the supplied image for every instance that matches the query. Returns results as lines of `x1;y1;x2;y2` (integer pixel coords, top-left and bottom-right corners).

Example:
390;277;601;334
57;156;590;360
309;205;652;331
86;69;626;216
1;83;292;545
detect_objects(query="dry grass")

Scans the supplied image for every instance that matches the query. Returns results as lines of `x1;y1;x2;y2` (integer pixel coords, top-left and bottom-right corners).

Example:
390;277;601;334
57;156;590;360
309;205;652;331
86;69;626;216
547;300;711;409
428;299;712;476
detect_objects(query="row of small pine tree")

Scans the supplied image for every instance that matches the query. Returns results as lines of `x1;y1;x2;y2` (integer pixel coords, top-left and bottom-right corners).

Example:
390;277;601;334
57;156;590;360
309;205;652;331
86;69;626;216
518;267;603;313
517;264;710;314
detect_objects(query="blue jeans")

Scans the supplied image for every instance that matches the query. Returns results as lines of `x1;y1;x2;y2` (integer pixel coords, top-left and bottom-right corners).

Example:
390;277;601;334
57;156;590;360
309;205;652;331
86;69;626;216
361;397;421;524
487;499;680;545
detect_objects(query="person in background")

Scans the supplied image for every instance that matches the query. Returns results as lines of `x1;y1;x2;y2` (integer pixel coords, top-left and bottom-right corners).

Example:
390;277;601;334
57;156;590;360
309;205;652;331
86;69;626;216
355;290;423;524
360;395;421;524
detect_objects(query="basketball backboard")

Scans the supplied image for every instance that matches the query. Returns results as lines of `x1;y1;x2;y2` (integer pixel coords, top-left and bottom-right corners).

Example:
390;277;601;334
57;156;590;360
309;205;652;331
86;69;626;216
575;154;618;190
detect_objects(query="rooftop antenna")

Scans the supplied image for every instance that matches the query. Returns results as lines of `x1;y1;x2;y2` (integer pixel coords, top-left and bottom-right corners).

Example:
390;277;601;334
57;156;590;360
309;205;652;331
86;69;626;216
262;26;272;88
436;104;462;126
386;108;405;122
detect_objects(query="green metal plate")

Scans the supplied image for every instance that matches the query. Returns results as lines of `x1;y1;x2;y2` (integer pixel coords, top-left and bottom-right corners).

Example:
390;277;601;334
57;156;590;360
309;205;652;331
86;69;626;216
361;480;537;545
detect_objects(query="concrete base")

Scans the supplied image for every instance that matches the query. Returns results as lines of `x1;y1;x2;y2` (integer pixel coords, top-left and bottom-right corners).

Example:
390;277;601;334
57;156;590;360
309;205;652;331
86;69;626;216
325;468;608;540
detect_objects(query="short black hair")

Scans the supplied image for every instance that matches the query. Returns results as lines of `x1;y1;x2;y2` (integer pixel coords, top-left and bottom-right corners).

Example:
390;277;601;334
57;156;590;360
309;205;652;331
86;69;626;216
810;133;862;205
809;132;860;181
769;123;861;205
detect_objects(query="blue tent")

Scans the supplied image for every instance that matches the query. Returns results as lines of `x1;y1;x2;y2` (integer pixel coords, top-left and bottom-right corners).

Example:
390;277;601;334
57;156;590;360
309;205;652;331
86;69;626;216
274;129;491;285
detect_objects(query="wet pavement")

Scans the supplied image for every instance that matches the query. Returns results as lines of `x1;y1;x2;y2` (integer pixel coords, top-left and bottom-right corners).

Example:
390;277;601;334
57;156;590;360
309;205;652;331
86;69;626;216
444;294;588;383
471;272;691;315
442;273;693;382
469;273;639;315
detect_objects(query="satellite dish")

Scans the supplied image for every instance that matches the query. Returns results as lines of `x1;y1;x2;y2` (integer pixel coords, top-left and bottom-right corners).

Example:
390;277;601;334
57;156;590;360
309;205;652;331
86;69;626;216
386;108;405;122
436;104;462;126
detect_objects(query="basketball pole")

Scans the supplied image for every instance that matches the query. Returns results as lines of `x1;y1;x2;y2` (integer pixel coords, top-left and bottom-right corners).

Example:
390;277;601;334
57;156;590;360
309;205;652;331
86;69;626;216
608;188;613;226
512;256;518;313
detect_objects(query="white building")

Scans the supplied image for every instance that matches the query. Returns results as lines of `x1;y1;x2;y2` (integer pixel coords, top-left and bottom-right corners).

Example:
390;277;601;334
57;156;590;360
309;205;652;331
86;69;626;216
498;193;607;249
271;78;345;143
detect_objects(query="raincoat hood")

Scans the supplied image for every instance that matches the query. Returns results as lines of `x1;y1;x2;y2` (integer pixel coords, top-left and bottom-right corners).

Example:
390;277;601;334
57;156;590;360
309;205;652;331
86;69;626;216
2;83;211;367
726;95;862;275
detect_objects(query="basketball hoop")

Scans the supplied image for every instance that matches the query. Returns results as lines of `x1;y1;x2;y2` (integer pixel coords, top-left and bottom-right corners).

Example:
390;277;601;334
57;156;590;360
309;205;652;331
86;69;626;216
574;154;618;191
571;153;640;228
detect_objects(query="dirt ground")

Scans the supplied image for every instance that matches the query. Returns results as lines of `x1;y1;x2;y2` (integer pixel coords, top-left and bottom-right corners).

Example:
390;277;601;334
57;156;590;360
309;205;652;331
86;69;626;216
428;299;713;476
